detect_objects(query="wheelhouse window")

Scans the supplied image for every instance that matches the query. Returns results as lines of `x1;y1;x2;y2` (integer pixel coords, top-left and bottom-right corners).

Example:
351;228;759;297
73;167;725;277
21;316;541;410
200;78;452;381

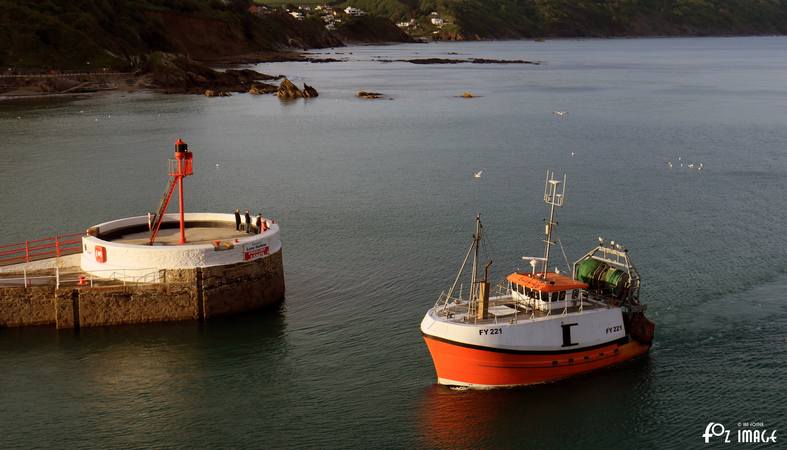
511;282;524;295
559;291;566;301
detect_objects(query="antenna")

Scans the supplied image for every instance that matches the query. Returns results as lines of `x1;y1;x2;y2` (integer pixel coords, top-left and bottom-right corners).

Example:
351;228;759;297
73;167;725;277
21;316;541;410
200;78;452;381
522;256;545;275
541;170;566;276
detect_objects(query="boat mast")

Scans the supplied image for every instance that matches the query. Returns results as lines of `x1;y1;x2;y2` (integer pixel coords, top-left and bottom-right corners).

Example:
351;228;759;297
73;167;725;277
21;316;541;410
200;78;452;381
542;171;566;277
469;214;482;310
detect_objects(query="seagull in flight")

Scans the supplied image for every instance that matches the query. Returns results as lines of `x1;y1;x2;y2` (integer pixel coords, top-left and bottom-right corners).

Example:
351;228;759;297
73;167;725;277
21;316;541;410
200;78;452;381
552;111;568;118
474;170;483;178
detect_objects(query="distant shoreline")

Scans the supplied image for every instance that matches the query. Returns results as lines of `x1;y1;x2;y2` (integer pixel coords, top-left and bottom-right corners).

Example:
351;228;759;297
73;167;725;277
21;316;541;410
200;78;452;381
2;34;784;103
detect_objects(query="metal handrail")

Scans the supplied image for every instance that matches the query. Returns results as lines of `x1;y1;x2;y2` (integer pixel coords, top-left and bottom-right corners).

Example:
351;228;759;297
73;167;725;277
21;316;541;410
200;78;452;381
1;267;166;289
0;232;84;266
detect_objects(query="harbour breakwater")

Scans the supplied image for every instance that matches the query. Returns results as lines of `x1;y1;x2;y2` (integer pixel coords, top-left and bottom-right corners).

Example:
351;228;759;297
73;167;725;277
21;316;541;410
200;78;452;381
0;250;284;329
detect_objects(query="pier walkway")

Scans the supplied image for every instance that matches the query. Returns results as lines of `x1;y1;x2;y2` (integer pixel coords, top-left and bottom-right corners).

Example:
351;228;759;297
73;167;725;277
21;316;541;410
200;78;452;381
0;231;146;288
0;233;83;268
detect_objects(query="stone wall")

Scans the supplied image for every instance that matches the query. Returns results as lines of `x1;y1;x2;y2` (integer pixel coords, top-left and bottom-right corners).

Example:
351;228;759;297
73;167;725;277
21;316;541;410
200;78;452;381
0;250;284;329
73;284;199;327
200;250;285;318
0;286;56;327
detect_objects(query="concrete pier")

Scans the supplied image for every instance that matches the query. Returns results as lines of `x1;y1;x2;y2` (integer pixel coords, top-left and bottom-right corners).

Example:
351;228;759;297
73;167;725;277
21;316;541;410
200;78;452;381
0;250;284;328
0;213;285;329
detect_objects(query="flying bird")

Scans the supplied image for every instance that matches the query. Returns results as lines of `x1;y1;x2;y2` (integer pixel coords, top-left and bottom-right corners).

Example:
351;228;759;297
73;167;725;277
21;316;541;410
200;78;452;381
552;111;568;117
474;170;483;178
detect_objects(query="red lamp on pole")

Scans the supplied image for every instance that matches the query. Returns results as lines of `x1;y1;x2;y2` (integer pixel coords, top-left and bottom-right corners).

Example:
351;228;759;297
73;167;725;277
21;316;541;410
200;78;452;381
148;139;194;245
173;139;193;244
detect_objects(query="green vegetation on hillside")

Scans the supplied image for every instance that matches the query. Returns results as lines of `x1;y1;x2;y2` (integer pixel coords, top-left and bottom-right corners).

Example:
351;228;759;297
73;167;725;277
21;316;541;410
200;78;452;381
336;0;787;39
0;0;337;69
334;15;414;42
453;0;787;38
3;0;787;70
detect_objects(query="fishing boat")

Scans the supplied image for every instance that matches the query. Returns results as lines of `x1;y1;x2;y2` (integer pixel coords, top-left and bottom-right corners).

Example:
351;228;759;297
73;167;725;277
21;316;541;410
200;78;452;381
420;171;655;388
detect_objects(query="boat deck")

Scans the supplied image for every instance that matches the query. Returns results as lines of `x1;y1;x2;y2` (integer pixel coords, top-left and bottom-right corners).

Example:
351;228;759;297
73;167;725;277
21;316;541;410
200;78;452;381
434;295;606;324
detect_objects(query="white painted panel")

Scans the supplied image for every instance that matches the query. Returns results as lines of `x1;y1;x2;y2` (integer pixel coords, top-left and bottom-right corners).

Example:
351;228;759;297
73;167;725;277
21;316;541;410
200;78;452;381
80;213;281;279
421;307;625;352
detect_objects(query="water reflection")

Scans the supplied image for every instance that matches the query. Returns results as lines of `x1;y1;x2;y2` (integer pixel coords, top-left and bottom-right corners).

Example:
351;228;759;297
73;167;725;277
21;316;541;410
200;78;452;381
417;358;654;448
0;309;290;447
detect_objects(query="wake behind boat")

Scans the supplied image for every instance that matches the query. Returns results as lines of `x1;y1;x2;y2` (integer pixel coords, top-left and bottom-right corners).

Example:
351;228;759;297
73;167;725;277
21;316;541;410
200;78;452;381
421;171;655;388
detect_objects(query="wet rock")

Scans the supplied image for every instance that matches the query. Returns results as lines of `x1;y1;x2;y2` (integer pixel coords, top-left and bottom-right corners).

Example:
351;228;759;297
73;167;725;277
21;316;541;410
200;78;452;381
302;83;319;98
308;58;343;63
399;58;540;65
204;89;231;97
469;58;538;64
249;83;277;95
143;52;277;95
461;91;476;98
403;58;462;65
356;91;385;99
276;78;303;99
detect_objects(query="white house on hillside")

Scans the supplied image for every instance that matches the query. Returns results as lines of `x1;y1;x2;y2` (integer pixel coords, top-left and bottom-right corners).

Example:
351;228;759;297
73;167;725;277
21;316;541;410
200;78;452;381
344;6;365;16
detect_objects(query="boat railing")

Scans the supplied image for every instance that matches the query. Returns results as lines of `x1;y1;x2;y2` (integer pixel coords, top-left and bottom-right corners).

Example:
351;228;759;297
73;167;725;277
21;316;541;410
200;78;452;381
435;282;606;324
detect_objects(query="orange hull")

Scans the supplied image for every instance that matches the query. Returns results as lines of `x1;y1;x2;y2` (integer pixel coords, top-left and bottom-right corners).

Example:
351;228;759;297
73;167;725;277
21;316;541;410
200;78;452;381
423;335;650;387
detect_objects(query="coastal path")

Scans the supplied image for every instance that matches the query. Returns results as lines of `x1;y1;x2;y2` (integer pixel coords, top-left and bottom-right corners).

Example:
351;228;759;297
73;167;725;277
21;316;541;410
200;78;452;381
0;72;132;79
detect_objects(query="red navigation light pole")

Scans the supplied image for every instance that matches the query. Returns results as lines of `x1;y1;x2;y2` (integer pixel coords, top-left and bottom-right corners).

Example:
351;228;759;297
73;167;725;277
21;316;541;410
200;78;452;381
173;139;193;244
148;139;194;245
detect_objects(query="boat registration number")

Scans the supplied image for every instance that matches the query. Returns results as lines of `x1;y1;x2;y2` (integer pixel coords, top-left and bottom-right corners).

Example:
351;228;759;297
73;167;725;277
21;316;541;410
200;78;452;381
479;328;503;336
606;325;623;334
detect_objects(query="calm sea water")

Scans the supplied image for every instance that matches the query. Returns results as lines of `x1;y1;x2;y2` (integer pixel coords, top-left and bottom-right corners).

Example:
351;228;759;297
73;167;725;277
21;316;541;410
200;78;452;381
1;37;786;448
